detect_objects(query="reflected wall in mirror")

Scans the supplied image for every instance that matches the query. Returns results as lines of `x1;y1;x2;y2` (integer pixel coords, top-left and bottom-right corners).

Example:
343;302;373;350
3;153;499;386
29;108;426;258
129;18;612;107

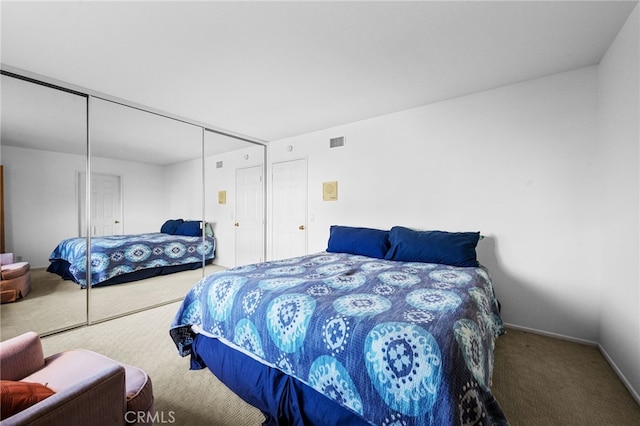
86;98;210;322
0;74;88;339
204;130;265;268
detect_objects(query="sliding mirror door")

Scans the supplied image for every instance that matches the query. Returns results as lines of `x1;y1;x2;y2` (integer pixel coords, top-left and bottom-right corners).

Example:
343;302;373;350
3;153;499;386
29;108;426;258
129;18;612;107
88;99;206;322
204;130;265;269
0;74;88;339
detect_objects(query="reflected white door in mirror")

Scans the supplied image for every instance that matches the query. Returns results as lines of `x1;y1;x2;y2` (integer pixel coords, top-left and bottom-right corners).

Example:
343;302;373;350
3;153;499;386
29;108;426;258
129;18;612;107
79;173;123;236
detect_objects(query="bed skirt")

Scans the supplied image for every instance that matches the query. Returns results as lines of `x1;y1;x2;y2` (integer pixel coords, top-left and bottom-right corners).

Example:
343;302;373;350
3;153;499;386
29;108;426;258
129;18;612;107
47;259;210;288
190;333;370;426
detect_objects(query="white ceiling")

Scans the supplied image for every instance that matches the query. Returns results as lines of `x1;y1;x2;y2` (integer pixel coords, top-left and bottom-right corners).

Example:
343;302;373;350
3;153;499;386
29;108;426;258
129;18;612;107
1;1;637;143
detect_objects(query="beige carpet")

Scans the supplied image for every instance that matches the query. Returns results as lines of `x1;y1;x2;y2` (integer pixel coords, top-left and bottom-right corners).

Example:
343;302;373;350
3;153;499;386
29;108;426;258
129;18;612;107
0;264;225;341
25;302;639;426
493;328;640;426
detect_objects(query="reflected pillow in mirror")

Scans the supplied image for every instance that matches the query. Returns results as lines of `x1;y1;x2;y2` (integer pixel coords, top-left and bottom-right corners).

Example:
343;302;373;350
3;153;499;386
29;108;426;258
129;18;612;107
175;220;202;237
161;219;184;234
204;222;214;237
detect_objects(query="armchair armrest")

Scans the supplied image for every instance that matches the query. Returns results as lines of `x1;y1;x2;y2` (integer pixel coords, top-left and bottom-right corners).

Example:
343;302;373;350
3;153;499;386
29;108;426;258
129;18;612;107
0;364;127;426
0;332;45;381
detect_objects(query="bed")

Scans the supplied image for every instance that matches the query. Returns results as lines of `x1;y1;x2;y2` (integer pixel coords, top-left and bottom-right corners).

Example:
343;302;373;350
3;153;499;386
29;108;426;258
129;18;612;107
170;225;508;425
48;219;215;288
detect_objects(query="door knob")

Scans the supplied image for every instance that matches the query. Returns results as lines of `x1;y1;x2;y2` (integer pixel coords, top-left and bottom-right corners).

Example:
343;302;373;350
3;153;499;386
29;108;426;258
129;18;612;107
114;220;120;224
299;225;305;230
235;222;240;227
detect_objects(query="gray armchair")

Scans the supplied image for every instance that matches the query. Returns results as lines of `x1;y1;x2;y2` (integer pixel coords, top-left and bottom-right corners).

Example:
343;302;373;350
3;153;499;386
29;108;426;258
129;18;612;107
0;332;154;425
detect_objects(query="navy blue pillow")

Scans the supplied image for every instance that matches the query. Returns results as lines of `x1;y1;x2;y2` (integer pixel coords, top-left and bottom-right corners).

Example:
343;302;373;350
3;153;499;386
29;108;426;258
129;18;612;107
385;226;480;267
326;225;390;259
174;220;202;237
160;219;183;234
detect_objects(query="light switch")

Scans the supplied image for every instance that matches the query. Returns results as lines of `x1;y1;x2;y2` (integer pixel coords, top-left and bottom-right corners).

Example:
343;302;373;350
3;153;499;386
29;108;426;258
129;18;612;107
218;190;227;204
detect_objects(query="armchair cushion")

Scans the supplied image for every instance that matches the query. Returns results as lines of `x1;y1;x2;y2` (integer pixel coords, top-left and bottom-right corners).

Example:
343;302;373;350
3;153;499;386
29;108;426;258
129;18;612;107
24;349;154;423
0;381;55;420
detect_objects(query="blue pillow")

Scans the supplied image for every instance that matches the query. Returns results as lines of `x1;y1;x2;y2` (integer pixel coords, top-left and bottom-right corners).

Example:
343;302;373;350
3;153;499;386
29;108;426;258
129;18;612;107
174;220;202;237
326;225;390;259
160;219;183;234
384;226;480;267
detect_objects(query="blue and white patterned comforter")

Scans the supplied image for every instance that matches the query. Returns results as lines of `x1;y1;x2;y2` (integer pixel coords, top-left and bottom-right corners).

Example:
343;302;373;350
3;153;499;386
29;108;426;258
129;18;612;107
49;233;215;287
171;252;507;425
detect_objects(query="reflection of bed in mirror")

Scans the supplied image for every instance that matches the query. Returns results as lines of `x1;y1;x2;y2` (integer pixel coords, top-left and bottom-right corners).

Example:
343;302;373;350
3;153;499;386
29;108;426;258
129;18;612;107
47;220;215;288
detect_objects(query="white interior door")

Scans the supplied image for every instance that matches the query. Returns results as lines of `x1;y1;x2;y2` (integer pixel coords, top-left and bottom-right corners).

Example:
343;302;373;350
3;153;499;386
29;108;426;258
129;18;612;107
235;165;264;266
272;158;307;260
79;173;122;236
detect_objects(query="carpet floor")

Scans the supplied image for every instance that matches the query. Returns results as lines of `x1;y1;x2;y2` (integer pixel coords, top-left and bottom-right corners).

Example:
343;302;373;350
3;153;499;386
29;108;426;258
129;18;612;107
21;302;640;425
0;264;225;340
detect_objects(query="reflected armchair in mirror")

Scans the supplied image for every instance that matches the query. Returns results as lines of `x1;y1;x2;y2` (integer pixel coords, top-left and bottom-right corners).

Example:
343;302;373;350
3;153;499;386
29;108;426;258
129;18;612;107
47;220;215;288
0;253;31;303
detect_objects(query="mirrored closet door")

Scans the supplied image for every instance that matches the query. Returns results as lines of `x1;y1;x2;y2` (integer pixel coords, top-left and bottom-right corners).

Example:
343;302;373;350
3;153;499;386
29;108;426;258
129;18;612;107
0;69;268;340
0;73;88;339
88;99;206;322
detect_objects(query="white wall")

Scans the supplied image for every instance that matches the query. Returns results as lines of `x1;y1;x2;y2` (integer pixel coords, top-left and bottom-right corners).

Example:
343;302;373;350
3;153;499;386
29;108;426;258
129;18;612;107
270;66;602;343
598;4;640;401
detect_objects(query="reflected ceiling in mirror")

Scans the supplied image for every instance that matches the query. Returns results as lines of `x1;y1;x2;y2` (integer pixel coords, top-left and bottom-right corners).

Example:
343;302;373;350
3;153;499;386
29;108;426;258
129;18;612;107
1;75;86;154
91;99;203;166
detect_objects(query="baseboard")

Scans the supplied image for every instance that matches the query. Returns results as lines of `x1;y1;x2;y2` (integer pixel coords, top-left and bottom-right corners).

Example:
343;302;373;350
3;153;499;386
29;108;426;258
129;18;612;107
503;322;598;346
598;344;640;405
